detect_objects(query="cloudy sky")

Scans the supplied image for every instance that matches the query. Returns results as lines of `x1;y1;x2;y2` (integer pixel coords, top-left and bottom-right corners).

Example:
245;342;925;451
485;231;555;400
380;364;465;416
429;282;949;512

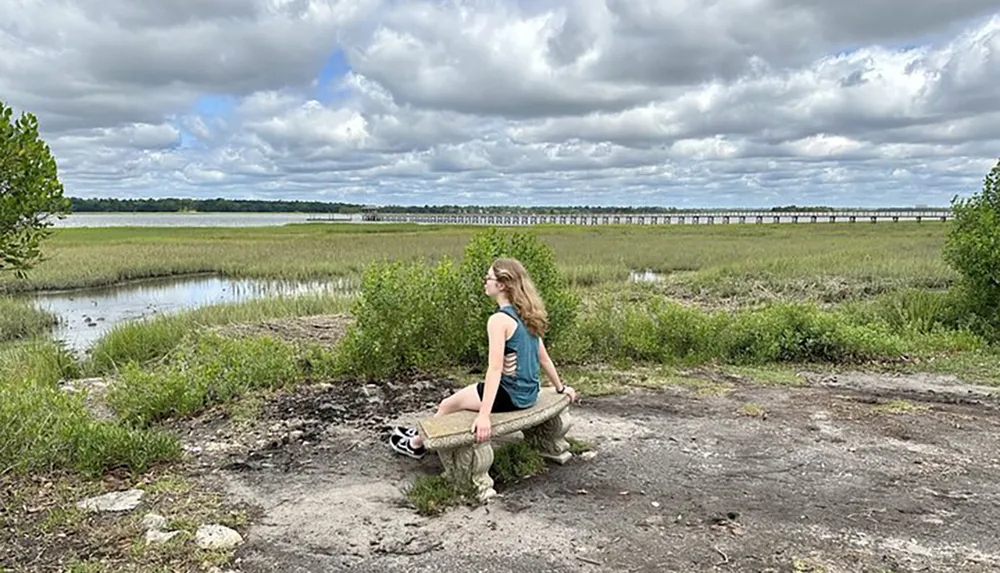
3;0;1000;208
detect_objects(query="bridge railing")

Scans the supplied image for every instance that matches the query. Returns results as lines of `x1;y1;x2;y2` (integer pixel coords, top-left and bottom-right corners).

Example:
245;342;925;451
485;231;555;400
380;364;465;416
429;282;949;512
373;210;952;225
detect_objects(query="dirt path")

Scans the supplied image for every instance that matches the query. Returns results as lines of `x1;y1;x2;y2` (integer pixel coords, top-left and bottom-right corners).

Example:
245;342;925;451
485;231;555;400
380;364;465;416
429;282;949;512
184;372;1000;573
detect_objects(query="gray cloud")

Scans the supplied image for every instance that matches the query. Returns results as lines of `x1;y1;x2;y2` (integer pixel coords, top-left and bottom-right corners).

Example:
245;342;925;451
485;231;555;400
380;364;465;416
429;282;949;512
1;1;998;208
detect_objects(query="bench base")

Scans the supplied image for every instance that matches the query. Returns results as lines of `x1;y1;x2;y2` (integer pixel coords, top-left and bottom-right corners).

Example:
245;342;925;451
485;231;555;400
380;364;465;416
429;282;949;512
438;442;497;502
436;409;573;502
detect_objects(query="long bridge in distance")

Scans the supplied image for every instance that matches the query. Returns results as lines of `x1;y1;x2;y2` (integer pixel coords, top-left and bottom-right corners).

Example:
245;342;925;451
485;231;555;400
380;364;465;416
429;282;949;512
369;209;953;226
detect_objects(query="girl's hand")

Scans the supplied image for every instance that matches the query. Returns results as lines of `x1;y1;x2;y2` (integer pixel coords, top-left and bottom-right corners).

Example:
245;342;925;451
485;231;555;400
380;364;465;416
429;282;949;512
472;413;492;443
563;386;578;403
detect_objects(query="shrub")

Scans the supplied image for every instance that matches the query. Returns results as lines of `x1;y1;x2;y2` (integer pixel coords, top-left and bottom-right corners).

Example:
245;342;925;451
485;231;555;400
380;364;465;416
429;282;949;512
334;257;467;379
943;158;1000;340
720;303;902;364
336;228;579;378
458;228;579;364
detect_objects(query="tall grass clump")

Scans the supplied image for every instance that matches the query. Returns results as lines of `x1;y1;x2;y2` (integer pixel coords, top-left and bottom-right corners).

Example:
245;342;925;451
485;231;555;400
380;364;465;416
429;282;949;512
0;342;180;477
0;338;80;384
86;292;354;375
0;296;57;342
107;332;304;427
0;382;181;477
335;228;579;379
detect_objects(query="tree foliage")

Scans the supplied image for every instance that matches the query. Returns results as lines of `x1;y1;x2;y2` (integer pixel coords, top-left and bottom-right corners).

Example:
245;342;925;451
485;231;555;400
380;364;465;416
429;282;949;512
943;158;1000;339
0;102;70;276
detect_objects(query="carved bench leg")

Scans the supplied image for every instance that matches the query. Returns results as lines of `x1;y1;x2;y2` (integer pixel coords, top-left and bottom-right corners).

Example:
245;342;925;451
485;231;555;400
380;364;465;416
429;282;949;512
523;409;573;464
437;442;496;502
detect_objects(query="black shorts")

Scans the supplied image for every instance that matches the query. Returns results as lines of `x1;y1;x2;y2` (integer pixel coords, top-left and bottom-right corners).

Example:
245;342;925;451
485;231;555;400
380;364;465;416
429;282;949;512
476;383;527;413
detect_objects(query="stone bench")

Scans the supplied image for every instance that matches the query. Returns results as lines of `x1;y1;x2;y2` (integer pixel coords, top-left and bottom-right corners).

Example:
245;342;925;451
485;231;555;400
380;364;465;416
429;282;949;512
416;387;573;501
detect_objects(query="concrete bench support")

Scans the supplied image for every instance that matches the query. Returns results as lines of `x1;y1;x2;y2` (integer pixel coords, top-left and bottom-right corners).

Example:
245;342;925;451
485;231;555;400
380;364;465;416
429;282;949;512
417;387;572;502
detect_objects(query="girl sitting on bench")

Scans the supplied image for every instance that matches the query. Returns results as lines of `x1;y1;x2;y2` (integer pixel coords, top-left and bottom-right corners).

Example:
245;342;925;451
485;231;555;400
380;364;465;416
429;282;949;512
389;257;577;459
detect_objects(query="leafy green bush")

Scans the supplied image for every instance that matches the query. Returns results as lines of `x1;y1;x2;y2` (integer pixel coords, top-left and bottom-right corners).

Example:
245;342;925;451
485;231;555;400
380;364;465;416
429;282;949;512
566;298;903;367
720;303;902;364
336;228;579;378
943;158;1000;340
334;258;467;379
458;228;579;363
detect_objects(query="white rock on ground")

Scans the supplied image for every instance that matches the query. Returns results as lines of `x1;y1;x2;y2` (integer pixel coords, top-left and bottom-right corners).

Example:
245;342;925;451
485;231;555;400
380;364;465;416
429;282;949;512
195;524;244;550
141;513;168;531
145;529;182;545
76;489;144;512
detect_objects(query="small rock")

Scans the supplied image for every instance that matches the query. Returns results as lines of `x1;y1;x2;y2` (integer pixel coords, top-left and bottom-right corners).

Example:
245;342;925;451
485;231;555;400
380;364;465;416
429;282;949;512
195;524;244;550
142;513;168;531
145;529;182;544
580;451;598;461
639;515;666;527
77;489;144;513
289;430;304;441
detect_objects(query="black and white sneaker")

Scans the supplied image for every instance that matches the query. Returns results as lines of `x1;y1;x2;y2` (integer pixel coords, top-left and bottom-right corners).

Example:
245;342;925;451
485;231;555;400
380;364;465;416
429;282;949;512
389;433;426;459
393;426;419;439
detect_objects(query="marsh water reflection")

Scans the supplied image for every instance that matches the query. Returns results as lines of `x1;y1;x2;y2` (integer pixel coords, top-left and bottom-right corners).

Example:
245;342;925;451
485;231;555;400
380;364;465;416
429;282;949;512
24;275;351;353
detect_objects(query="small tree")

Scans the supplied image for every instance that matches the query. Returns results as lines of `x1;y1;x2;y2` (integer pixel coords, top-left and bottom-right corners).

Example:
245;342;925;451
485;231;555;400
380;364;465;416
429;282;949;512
0;101;71;277
943;158;1000;338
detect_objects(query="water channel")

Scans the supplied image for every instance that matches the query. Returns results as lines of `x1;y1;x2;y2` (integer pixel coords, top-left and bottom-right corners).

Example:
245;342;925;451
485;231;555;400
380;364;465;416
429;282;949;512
22;275;352;354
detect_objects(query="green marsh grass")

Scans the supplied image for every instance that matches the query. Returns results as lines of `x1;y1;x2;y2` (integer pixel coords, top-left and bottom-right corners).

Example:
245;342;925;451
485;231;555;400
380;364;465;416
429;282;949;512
0;223;955;306
107;332;307;427
0;340;180;477
85;292;355;375
0;296;58;342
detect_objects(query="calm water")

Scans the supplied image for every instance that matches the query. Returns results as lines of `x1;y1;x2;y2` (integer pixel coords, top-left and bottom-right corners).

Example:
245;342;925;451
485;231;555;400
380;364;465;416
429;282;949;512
25;275;352;354
53;212;359;228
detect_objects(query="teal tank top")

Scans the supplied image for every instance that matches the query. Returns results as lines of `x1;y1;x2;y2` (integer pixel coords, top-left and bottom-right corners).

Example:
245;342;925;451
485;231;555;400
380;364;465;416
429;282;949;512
497;305;540;408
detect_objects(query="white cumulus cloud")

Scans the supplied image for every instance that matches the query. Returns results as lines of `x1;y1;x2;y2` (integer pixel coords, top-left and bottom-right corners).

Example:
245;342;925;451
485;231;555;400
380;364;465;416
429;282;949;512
1;0;999;207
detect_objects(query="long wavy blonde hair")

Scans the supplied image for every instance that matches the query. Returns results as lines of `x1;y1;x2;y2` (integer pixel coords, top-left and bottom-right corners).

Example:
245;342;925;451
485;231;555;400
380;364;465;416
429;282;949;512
491;257;549;338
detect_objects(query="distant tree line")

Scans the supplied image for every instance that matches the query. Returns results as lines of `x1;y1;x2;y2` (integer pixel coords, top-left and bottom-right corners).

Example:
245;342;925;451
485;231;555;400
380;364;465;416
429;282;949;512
68;197;947;215
69;197;361;213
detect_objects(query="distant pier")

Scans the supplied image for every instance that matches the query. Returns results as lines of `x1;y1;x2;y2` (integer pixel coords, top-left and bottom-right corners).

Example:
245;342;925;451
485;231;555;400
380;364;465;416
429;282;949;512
373;210;952;226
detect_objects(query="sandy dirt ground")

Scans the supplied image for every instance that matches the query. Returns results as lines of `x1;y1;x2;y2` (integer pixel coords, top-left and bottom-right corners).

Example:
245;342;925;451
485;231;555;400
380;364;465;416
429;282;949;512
173;368;1000;573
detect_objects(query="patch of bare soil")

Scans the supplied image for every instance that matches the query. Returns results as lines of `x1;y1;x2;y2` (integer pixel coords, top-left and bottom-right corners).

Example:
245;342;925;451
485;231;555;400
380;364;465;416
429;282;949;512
170;369;1000;573
174;374;458;475
208;314;354;348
